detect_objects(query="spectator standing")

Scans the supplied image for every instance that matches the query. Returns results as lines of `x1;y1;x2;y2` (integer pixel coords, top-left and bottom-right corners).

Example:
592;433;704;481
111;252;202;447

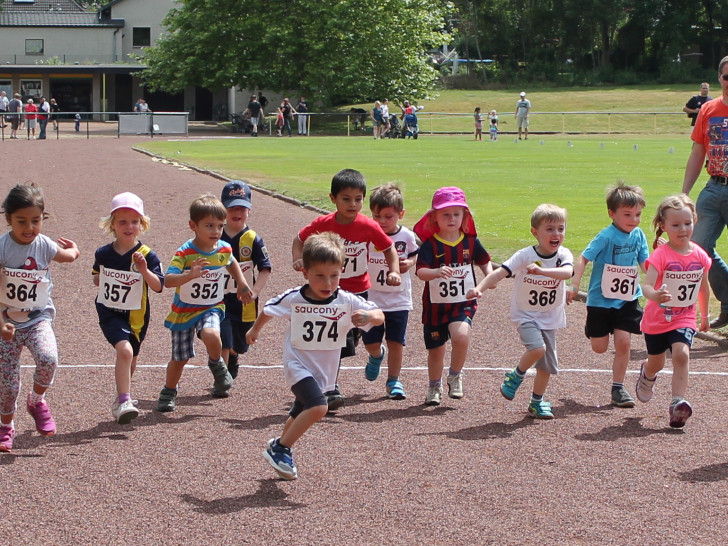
515;91;531;140
258;92;268;114
0;91;8;128
8;93;22;139
683;83;711;129
381;98;391;137
371;100;383;139
49;98;60;130
296;96;309;135
281;98;295;137
245;95;262;137
37;97;50;140
25;99;38;139
682;55;728;328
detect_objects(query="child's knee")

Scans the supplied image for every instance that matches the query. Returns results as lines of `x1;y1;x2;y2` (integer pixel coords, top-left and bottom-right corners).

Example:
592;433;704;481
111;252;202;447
199;328;222;347
590;337;609;354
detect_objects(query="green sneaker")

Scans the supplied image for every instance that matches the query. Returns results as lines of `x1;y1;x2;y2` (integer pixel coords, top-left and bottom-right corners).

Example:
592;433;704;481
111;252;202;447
156;387;178;413
500;369;524;400
528;399;554;419
210;360;233;397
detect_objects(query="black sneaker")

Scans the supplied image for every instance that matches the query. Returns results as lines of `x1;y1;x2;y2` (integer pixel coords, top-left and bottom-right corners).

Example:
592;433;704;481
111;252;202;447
325;388;345;411
156;387;177;412
710;312;728;329
611;386;636;408
227;353;239;380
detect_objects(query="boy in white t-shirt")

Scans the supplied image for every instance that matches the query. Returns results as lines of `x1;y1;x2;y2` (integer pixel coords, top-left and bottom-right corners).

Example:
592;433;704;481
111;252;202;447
247;232;384;480
362;183;419;399
468;204;573;419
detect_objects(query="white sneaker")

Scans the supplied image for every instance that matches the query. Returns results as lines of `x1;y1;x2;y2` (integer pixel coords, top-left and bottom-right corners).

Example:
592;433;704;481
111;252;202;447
447;373;464;399
425;385;443;406
635;361;656;403
112;399;140;424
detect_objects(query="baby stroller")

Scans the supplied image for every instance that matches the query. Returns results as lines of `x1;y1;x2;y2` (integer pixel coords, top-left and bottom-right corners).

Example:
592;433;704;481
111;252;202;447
385;114;402;138
404;112;419;139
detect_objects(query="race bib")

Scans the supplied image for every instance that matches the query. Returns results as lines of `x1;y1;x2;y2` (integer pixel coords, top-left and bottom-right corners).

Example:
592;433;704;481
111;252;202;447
0;268;50;310
179;268;225;305
516;274;564;312
662;269;703;308
428;265;475;304
342;242;368;279
290;303;351;350
368;255;401;293
97;266;143;310
600;264;639;301
224;262;255;294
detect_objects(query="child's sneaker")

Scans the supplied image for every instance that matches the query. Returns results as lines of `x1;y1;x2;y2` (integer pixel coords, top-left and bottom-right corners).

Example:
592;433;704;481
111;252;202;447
227;353;240;380
446;373;464;399
425;385;443;406
325;387;345;411
263;438;298;480
210;360;233;398
365;344;387;382
386;379;407;400
500;369;524;400
528;399;554;419
669;400;693;428
0;425;15;452
635;361;656;403
26;394;56;436
611;386;636;408
112;399;140;425
156;387;178;412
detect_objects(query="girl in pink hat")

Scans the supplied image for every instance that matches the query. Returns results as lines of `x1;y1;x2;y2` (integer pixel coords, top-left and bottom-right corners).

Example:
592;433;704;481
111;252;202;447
414;187;492;406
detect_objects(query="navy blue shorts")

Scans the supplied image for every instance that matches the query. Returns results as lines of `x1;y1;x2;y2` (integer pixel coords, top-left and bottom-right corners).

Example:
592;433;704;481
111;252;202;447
98;312;143;356
423;315;472;350
220;317;252;355
361;310;409;346
289;376;327;418
644;328;696;355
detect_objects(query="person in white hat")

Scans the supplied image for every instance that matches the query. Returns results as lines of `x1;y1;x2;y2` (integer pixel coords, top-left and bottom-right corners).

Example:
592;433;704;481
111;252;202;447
515;91;531;140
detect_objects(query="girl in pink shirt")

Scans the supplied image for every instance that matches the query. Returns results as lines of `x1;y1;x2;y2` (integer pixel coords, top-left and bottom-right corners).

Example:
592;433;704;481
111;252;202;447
635;194;711;428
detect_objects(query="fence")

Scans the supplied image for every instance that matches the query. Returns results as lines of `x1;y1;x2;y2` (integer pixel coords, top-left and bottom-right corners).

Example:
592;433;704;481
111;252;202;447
0;111;188;141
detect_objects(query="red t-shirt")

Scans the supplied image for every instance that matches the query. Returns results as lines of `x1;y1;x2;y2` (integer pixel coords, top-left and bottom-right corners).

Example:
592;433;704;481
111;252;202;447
25;103;37;120
298;212;393;293
691;97;728;177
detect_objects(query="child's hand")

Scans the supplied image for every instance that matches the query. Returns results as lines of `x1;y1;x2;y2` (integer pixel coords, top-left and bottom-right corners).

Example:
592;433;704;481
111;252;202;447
655;237;667;247
655;284;672;304
0;322;14;341
399;258;413;273
351;309;372;328
246;327;260;345
437;265;453;279
466;288;482;300
526;263;543;276
237;284;253;305
189;258;209;279
699;315;709;332
566;287;579;305
57;237;78;251
386;271;401;287
292;259;304;272
132;251;148;273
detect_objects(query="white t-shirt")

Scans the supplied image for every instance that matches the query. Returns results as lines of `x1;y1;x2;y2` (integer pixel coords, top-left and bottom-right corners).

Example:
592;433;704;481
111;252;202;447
263;286;379;392
501;245;573;330
367;225;418;312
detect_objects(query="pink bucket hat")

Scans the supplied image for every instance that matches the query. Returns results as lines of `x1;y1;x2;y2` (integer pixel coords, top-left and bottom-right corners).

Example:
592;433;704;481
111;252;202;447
413;186;476;241
110;192;144;217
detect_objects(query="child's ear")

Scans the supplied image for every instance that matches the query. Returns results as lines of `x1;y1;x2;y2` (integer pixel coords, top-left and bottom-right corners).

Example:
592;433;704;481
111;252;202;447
329;193;336;204
530;226;538;238
398;209;405;220
188;219;196;231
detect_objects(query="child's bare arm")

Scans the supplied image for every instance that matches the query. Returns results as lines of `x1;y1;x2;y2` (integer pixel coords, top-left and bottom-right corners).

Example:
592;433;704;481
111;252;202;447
526;263;574;280
246;312;273;345
133;252;163;293
251;268;271;300
351;308;384;328
54;237;80;263
292;236;304;271
467;266;508;299
227;260;253;304
382;246;401;286
567;255;589;303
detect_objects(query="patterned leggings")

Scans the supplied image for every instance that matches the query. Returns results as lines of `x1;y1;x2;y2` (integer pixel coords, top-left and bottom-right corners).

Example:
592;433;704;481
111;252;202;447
0;320;58;416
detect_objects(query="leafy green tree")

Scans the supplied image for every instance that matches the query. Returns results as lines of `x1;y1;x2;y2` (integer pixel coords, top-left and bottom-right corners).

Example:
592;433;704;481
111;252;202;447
141;0;453;104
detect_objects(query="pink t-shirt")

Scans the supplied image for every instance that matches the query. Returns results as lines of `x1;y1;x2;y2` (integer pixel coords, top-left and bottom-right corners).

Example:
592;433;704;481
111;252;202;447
298;212;393;293
640;243;711;334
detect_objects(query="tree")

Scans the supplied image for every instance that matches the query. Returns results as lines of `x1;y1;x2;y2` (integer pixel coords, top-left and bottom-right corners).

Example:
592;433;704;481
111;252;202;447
141;0;453;104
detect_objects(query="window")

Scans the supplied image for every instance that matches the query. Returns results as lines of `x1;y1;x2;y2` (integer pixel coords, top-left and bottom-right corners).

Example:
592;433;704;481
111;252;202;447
25;39;44;55
132;28;151;48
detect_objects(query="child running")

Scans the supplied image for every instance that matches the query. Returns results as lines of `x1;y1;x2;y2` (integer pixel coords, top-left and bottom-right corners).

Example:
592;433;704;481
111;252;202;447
474;107;484;141
567;183;649;408
248;232;384;480
292;168;400;409
220;180;271;380
362;183;419;399
93;192;164;424
468;204;573;419
0;184;79;451
414;186;492;406
636;194;711;428
156;194;253;412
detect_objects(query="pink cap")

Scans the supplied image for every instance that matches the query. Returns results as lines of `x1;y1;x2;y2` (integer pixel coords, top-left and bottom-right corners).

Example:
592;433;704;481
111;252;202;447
431;186;469;210
110;192;144;216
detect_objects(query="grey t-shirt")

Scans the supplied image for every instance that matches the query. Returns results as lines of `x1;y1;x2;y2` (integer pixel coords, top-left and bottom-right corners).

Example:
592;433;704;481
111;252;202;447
0;232;58;327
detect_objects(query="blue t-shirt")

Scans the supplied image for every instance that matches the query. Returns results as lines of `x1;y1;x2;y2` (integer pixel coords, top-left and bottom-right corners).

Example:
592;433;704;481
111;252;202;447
582;224;649;309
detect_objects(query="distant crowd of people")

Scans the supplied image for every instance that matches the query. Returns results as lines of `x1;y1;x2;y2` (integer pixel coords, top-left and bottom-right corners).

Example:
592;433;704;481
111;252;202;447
0;91;57;140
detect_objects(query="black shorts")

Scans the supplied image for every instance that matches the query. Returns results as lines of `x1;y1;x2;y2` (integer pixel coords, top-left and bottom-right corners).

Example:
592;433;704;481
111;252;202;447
585;299;643;338
289;376;327;418
423;315;473;350
644;328;696;355
98;312;143;356
220;317;252;354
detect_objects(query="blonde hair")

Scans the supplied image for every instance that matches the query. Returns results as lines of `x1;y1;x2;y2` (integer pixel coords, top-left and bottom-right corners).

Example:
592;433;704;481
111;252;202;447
531;204;567;229
99;210;151;236
302;232;345;269
651;194;697;249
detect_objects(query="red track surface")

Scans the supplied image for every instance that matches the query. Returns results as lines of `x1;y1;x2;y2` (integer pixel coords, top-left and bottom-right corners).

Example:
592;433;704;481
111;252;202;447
1;134;727;544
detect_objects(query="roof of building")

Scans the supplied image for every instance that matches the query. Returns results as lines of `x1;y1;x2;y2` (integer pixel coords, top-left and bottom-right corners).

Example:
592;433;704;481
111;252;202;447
0;0;87;12
0;0;123;27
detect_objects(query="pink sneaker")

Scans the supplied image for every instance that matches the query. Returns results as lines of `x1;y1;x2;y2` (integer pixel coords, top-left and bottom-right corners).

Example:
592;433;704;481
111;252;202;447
26;394;56;436
0;425;15;452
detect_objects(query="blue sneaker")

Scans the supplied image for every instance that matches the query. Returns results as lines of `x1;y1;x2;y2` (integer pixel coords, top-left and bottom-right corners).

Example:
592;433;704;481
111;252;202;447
365;344;387;381
500;369;524;400
386;379;407;400
528;399;554;419
263;438;298;480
